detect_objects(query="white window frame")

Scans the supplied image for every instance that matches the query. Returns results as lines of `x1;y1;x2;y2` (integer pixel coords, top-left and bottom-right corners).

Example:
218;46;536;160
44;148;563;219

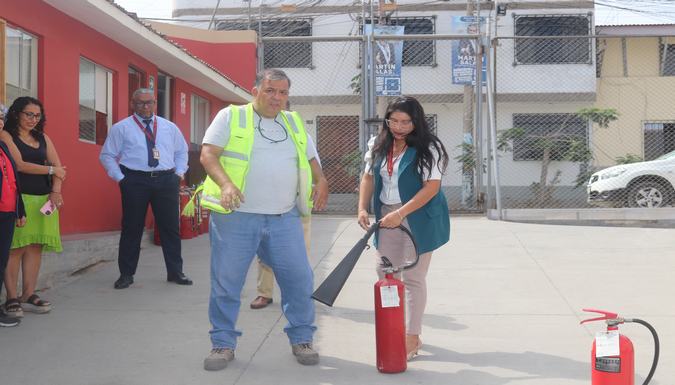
157;72;172;120
659;42;675;76
5;25;38;103
190;94;210;144
514;14;592;65
78;57;113;144
218;18;313;69
643;121;675;160
511;113;589;161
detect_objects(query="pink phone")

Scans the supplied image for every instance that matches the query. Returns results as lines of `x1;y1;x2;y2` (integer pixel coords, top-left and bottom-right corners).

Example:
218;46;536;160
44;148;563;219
40;200;57;216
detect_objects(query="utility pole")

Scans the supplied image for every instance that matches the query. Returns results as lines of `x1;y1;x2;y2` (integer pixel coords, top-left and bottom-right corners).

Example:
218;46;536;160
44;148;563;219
257;0;264;72
474;0;484;210
247;0;252;30
376;0;387;122
207;0;222;30
461;0;475;209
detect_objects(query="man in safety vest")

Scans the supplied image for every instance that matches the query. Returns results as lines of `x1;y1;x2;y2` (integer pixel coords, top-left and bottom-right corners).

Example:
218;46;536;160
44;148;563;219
199;69;328;371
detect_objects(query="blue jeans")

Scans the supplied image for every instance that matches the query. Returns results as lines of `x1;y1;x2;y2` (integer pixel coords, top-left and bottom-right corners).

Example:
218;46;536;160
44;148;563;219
208;207;316;349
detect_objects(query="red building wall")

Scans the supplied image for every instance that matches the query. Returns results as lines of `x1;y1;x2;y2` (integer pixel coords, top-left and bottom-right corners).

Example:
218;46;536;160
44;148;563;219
172;78;228;139
0;0;239;235
168;37;257;91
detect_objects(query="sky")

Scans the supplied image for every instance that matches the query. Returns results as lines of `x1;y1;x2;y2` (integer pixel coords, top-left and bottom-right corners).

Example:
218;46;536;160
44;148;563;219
114;0;173;20
112;0;675;26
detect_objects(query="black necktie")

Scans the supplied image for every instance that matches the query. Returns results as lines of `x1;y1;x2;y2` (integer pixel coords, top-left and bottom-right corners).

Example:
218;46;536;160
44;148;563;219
143;119;159;168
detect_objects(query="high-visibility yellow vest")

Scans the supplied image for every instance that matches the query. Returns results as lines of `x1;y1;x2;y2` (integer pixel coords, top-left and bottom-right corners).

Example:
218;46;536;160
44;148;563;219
200;103;313;216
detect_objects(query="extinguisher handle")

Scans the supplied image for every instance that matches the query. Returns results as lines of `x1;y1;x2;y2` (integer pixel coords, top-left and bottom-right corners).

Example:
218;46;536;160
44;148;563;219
580;308;618;324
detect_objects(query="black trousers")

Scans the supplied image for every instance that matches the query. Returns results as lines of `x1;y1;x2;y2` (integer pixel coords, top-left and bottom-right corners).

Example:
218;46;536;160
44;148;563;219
118;168;183;277
0;211;16;291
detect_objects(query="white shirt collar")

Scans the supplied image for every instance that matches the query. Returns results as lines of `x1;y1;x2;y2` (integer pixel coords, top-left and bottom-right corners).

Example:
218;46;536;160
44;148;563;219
134;113;155;122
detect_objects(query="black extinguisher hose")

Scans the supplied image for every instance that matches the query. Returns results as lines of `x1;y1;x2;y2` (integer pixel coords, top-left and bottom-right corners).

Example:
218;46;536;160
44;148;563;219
629;318;659;385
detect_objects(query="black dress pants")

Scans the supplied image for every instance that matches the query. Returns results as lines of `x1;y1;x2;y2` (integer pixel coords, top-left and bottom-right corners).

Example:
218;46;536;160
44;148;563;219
118;168;182;277
0;211;16;291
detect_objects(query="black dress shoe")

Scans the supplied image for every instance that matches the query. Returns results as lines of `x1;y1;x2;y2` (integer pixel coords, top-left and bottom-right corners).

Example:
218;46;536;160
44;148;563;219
167;272;193;285
114;275;134;289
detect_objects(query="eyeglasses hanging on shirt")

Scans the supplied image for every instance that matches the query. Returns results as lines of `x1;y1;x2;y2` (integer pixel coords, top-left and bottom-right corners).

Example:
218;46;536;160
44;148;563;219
255;113;288;144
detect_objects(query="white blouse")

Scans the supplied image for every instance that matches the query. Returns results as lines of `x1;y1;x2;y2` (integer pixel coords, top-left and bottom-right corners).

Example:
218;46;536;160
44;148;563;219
363;137;443;205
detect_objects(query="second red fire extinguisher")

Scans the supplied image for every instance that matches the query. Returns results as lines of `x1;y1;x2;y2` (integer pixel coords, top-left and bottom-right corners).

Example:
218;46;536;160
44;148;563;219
580;308;660;385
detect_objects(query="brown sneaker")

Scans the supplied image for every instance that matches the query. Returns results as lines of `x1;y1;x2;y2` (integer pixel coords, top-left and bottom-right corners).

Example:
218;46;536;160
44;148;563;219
203;347;235;371
250;296;273;309
291;343;319;365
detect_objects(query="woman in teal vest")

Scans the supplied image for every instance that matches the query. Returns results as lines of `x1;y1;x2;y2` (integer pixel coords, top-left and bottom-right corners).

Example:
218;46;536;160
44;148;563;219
357;96;450;361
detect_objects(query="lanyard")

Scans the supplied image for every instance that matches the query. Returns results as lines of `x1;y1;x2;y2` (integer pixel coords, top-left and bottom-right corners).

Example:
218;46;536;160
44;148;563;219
1;151;9;183
132;115;157;144
386;144;407;177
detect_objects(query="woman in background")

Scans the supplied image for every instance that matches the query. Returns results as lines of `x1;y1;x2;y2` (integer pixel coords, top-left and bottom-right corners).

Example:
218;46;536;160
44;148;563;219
0;97;66;317
0;106;26;327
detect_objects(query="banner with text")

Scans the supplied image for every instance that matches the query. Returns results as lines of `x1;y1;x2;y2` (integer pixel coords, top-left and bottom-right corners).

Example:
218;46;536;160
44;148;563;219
451;16;486;85
366;24;404;96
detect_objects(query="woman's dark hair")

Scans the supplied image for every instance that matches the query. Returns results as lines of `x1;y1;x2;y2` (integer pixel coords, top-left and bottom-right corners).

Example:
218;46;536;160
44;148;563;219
372;95;449;179
4;96;46;141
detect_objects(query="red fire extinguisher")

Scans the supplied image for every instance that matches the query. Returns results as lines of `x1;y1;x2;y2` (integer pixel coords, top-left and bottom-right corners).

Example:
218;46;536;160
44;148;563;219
374;257;406;373
310;222;420;374
179;189;194;239
580;308;660;385
374;225;420;374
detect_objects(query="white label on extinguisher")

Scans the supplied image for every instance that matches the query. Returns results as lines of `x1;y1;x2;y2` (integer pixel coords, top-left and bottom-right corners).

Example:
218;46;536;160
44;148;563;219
595;330;620;357
380;285;400;308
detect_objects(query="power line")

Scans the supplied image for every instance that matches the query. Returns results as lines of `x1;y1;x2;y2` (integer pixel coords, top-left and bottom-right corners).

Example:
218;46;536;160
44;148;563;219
155;0;675;29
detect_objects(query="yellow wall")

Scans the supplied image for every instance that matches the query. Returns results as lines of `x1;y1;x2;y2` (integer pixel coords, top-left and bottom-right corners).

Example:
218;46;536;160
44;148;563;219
594;36;675;166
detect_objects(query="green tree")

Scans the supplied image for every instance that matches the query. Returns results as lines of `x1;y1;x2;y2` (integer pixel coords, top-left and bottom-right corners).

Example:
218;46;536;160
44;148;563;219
615;153;642;164
498;108;619;206
350;73;361;94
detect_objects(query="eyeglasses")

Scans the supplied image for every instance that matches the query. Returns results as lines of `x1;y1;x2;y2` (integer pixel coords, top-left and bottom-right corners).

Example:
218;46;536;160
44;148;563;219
385;119;413;127
21;111;42;120
134;100;156;107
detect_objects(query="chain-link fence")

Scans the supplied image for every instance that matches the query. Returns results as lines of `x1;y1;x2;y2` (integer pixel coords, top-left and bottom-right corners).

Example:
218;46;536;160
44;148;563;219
261;35;484;214
259;33;675;214
491;35;675;210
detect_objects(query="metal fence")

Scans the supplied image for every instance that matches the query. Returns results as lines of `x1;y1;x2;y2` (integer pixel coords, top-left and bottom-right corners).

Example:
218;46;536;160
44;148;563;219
261;34;484;214
490;35;675;210
260;33;675;215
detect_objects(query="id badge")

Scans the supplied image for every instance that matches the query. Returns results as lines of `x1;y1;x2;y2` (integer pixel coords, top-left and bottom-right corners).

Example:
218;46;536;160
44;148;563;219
152;148;160;160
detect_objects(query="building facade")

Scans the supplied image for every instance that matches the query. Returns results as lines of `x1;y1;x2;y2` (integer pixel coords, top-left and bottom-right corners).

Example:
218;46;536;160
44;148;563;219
1;0;251;235
595;24;675;166
172;0;597;210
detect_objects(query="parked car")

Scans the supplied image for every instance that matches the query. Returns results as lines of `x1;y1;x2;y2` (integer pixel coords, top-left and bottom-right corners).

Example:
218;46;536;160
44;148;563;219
587;150;675;208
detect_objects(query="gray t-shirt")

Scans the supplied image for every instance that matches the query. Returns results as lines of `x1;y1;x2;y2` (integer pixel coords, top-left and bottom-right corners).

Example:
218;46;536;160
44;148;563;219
202;106;318;214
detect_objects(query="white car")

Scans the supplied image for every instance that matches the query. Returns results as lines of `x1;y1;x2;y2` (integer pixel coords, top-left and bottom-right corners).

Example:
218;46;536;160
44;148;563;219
587;150;675;208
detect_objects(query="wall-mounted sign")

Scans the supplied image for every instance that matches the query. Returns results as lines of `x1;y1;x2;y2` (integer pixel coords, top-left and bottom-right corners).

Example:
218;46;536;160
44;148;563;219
180;92;186;114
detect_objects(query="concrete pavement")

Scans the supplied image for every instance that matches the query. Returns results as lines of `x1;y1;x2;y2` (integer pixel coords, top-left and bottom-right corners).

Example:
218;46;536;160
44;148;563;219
1;216;673;385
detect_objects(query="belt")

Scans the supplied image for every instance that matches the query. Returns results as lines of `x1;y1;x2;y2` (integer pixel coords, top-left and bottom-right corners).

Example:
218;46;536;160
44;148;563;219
121;165;176;178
